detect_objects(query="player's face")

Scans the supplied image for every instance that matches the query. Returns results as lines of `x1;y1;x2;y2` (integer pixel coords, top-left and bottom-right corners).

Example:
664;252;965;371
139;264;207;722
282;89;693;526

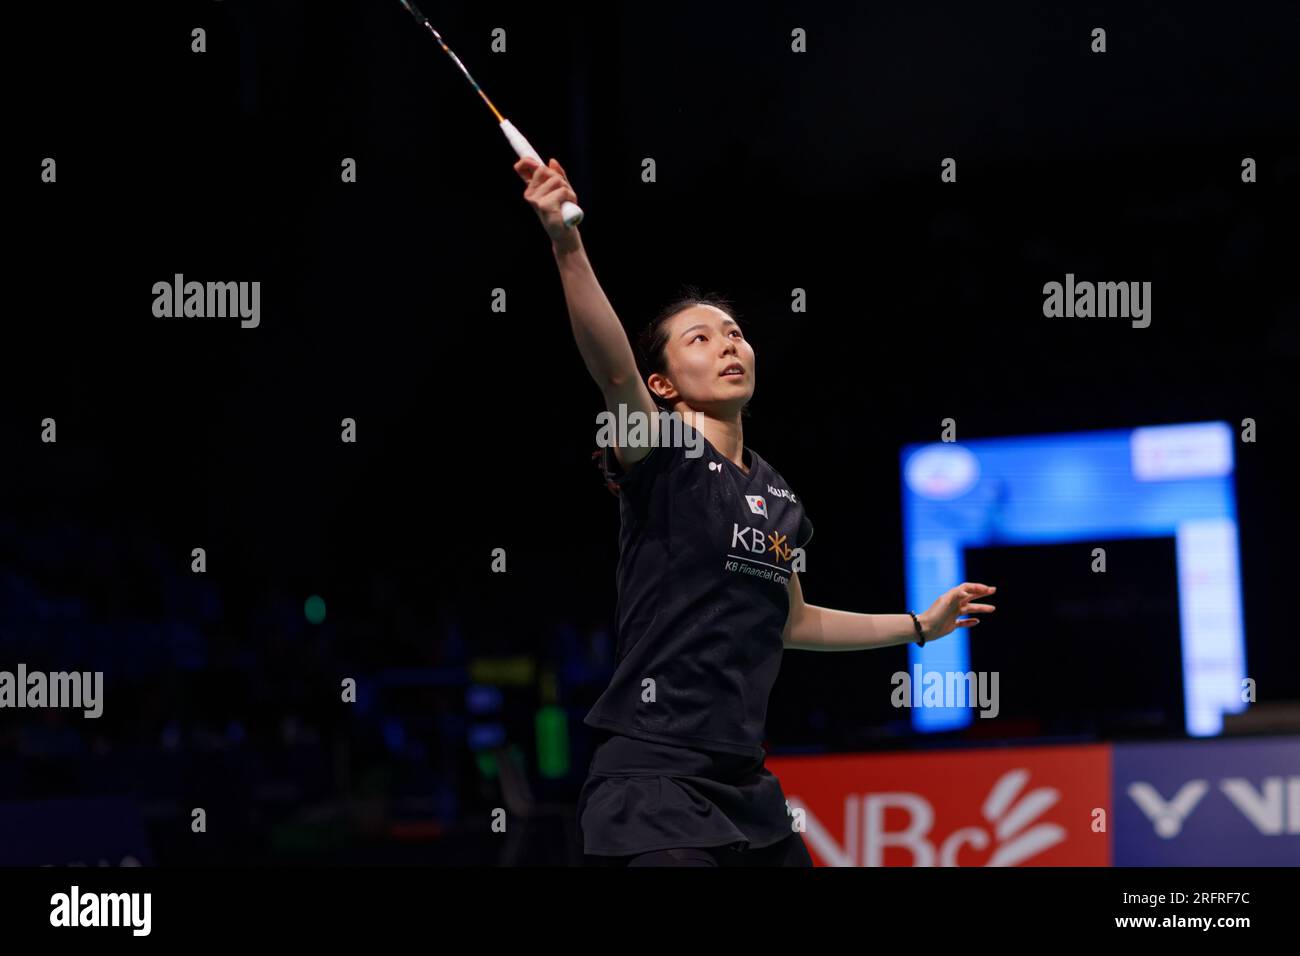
658;306;755;414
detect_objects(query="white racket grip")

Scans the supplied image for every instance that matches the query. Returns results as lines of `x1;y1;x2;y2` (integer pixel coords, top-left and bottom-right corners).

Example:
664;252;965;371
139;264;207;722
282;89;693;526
500;119;584;228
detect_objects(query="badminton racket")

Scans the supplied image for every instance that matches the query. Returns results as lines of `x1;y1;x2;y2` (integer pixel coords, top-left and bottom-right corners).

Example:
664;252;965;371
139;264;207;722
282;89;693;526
395;0;584;228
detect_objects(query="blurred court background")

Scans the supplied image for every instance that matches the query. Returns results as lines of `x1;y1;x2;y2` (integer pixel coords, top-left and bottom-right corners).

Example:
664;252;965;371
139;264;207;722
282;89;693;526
3;0;1297;865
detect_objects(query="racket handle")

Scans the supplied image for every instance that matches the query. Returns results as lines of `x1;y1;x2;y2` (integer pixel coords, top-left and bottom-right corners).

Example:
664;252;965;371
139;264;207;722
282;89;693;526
500;119;585;228
559;201;584;229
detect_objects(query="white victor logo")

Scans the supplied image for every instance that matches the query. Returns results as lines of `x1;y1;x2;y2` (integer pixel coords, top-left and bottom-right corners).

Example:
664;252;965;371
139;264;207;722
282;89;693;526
1127;776;1300;837
793;769;1066;866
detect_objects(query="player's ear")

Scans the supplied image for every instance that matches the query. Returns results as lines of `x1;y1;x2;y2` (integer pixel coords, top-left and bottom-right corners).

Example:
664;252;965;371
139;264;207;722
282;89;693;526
646;372;667;401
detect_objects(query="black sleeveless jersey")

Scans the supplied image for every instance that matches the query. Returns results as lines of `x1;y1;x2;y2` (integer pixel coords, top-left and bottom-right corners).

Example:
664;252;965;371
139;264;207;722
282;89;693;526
585;418;813;758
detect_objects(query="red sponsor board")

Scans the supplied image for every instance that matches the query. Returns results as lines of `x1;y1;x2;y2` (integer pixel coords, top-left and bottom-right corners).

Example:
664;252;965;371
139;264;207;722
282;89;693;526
767;744;1112;866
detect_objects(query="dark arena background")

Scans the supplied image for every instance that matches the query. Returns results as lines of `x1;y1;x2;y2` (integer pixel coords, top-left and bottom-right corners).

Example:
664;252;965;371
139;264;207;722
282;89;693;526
3;0;1298;939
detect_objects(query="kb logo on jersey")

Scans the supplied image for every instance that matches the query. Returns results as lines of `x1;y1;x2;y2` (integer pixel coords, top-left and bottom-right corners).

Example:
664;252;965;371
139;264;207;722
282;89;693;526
745;495;768;518
732;524;795;563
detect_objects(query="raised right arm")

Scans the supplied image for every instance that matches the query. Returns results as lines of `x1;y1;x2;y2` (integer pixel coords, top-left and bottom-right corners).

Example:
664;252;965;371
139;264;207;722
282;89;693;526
516;156;661;469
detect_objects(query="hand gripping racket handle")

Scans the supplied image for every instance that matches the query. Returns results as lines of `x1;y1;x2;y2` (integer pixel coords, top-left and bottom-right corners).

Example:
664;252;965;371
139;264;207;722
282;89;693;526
500;119;584;228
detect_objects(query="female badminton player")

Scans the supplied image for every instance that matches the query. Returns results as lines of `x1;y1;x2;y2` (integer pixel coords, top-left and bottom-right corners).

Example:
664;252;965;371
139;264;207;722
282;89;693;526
515;156;997;867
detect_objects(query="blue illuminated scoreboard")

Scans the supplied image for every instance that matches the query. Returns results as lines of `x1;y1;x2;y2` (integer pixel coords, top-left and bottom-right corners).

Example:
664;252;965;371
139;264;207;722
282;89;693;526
900;421;1246;736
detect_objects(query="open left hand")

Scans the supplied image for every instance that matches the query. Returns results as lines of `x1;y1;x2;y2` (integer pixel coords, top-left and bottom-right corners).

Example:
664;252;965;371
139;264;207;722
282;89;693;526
919;582;997;642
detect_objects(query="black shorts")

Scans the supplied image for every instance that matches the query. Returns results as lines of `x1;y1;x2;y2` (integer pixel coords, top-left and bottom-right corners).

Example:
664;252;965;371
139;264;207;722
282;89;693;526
584;830;814;867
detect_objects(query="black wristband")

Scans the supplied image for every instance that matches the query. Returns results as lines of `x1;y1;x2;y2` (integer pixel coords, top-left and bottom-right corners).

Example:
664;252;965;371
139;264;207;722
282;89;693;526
908;610;926;646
